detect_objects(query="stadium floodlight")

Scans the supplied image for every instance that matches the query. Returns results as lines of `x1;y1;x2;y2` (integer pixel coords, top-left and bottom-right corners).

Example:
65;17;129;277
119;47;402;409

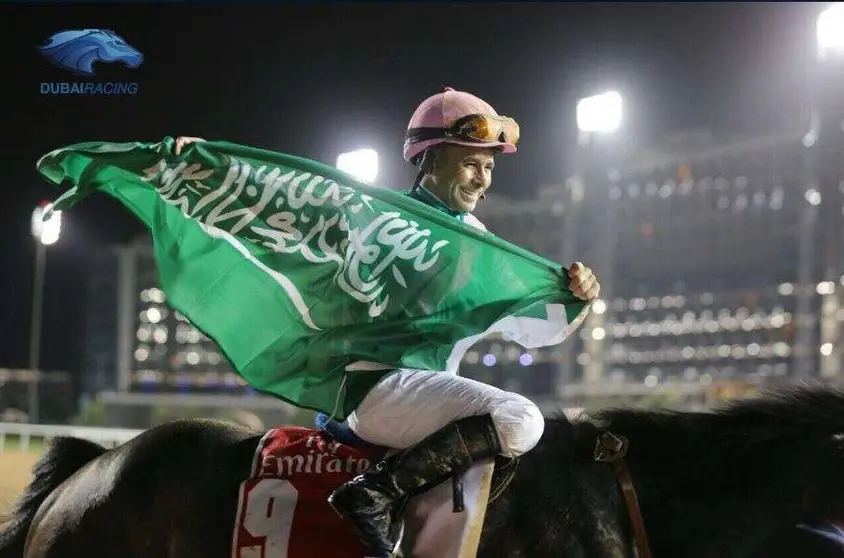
336;149;379;183
31;204;62;245
817;3;844;60
576;91;623;133
27;203;62;422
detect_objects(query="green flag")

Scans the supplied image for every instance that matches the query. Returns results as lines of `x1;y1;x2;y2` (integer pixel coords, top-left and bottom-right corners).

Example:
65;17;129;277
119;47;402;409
36;137;590;418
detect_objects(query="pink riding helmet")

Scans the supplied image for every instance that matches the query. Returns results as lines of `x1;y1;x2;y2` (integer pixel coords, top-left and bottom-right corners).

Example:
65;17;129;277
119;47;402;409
403;87;519;164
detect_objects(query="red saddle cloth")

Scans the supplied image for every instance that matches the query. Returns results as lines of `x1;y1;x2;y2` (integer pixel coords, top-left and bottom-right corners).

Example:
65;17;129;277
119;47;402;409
231;426;384;558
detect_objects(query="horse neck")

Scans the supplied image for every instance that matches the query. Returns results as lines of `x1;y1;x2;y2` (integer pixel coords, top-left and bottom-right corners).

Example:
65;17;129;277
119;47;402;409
482;419;632;557
595;406;844;556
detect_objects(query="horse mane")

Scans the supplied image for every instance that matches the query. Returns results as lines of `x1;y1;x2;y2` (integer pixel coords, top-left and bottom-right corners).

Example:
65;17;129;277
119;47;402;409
537;383;844;555
588;382;844;432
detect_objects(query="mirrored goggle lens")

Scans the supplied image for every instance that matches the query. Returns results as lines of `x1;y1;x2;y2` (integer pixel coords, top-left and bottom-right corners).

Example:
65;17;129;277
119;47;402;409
457;115;520;146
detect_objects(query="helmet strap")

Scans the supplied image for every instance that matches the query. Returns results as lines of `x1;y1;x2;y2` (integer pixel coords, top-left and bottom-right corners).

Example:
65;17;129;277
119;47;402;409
411;168;426;191
411;148;438;190
419;148;437;172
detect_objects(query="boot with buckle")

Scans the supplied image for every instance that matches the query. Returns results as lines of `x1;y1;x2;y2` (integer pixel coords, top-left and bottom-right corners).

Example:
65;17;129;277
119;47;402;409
327;414;502;557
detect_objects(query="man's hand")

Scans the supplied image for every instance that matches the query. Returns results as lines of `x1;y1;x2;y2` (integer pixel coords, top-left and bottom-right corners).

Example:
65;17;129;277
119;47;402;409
174;136;206;155
567;262;600;301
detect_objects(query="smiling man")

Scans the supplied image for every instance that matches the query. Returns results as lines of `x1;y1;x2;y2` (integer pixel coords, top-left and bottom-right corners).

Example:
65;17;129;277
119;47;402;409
173;87;600;557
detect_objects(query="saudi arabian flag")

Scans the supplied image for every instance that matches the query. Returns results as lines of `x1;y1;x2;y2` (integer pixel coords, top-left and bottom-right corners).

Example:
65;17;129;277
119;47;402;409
37;137;590;418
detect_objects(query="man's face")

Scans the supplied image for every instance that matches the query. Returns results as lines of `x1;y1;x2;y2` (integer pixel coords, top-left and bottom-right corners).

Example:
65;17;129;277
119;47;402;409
424;145;496;213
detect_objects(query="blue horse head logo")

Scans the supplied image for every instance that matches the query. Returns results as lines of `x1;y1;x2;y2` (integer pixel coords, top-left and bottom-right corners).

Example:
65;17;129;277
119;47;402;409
37;29;143;77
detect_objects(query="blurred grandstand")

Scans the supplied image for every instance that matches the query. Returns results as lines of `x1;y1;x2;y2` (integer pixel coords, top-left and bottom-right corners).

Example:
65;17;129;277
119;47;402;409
75;240;298;429
469;122;844;411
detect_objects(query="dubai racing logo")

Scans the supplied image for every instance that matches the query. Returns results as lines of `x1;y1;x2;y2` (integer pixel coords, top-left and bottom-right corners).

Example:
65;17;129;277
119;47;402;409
37;29;142;95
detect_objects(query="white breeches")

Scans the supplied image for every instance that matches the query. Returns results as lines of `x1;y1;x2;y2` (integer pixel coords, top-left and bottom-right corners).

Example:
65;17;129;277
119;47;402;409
346;368;545;458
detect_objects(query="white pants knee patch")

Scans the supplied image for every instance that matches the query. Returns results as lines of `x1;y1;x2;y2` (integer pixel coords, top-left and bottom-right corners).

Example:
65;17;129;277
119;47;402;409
346;368;544;457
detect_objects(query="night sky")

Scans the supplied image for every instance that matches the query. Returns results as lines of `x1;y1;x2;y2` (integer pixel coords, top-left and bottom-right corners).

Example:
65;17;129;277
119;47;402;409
0;2;822;386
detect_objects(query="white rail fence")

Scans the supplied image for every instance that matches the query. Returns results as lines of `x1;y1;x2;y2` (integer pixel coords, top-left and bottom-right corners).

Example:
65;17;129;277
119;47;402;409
0;411;588;453
0;422;143;452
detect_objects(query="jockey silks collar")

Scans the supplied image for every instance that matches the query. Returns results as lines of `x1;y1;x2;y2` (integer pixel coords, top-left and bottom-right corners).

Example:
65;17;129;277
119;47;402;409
407;183;469;219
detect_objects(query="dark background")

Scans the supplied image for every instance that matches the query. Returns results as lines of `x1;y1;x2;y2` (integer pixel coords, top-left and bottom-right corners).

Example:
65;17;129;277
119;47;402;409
0;2;820;389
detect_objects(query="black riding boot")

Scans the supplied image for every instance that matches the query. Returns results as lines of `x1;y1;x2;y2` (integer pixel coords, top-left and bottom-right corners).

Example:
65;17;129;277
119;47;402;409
327;414;502;557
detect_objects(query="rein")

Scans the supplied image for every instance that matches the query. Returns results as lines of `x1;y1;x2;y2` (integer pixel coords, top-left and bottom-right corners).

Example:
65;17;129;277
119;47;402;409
594;431;653;558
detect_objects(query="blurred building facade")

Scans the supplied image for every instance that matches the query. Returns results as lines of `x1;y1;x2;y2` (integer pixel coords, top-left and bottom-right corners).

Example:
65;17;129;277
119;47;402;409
81;240;296;428
471;120;844;409
605;128;840;406
576;131;827;393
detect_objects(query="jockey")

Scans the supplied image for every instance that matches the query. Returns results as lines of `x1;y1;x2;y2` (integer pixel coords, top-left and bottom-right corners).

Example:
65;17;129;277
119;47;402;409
327;87;600;556
172;87;600;557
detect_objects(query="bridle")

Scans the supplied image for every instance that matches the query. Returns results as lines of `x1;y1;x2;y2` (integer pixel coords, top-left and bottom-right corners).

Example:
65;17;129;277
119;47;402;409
595;431;653;558
471;428;653;557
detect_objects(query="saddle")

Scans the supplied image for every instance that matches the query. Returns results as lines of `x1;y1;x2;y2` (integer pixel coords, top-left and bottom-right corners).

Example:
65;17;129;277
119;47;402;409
231;416;518;558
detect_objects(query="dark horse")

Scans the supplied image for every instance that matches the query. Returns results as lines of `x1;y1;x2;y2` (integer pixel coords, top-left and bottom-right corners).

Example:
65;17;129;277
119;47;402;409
4;385;844;557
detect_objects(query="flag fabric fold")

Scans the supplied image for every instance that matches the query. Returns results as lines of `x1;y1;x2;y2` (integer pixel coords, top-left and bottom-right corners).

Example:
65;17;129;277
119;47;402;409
36;137;589;418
